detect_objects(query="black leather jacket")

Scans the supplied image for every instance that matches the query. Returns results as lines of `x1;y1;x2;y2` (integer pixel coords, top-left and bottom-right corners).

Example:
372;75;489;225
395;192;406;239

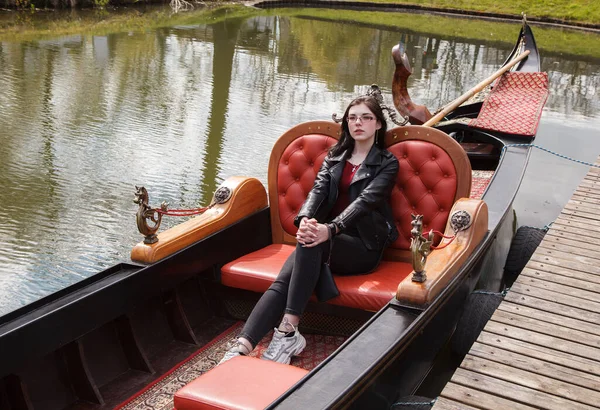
294;144;399;251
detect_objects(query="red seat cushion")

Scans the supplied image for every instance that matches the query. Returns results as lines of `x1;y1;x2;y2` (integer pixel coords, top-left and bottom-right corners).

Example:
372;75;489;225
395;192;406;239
174;356;308;410
221;244;413;312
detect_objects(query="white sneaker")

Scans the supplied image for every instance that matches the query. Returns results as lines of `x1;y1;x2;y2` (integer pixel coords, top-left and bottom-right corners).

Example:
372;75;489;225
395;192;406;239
218;341;246;366
261;328;306;364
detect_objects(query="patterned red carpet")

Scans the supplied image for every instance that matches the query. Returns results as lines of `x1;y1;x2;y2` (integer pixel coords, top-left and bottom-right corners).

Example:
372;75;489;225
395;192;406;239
470;170;494;199
116;322;346;410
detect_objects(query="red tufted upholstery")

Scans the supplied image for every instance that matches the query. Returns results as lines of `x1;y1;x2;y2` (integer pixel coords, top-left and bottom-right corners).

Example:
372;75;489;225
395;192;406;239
277;134;338;236
387;141;458;249
222;244;413;312
222;123;471;312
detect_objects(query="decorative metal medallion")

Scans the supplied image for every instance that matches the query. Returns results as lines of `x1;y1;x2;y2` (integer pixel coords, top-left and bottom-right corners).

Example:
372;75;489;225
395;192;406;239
450;210;472;234
410;214;432;283
212;186;232;205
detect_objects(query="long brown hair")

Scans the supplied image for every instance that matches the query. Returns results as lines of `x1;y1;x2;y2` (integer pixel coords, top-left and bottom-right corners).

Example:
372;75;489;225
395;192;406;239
329;96;387;158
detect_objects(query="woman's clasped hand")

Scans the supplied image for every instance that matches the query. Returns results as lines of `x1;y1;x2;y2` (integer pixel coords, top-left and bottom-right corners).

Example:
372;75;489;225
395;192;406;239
296;217;330;247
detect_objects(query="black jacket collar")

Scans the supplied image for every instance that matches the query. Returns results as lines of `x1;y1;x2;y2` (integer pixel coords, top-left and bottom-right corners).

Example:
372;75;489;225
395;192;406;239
328;144;384;166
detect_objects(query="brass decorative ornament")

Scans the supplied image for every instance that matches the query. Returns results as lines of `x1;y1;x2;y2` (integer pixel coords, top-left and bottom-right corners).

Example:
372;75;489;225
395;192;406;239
134;184;233;244
134;186;167;244
410;214;432;283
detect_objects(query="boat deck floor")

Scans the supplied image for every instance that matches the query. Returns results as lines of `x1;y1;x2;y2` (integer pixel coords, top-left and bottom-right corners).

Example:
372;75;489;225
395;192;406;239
434;157;600;409
68;317;237;410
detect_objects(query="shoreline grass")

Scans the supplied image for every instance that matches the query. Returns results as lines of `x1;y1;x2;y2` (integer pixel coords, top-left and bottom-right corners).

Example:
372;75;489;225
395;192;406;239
0;4;259;42
1;3;599;61
269;8;600;60
342;0;600;26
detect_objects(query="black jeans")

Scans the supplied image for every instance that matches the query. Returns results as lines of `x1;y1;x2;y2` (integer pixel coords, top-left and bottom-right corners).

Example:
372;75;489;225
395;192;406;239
239;234;384;347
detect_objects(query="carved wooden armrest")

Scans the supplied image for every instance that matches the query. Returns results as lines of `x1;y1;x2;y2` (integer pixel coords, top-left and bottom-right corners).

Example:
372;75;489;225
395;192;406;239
131;177;267;264
396;198;488;306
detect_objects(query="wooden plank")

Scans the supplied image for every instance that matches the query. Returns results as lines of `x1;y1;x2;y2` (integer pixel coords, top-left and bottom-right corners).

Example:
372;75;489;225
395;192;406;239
498;301;600;337
580;177;600;186
531;247;600;274
521;265;600;290
574;189;600;202
469;342;600;392
545;228;600;252
583;172;600;180
560;208;600;223
581;179;600;190
477;331;600;376
450;367;592;410
516;275;600;304
554;214;600;233
432;397;479;410
579;179;600;190
572;189;600;202
490;309;600;350
440;381;537;410
510;282;600;315
530;251;600;277
551;215;600;235
543;230;600;254
460;356;600;407
484;321;600;362
504;291;600;326
565;199;600;214
568;196;600;210
583;172;600;179
571;195;600;205
537;239;600;262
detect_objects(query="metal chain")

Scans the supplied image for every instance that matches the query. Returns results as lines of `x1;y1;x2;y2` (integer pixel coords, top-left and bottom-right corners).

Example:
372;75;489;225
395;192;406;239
472;287;510;297
501;144;600;168
391;398;437;408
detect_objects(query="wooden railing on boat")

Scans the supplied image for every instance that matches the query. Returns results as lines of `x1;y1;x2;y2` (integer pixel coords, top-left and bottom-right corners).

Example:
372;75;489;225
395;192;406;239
131;176;268;264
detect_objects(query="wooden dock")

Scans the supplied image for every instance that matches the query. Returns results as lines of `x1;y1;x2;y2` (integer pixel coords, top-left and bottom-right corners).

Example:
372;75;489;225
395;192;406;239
434;162;600;409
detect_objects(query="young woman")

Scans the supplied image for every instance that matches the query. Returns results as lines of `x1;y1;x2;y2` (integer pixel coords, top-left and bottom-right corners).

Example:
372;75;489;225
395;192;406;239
219;95;399;365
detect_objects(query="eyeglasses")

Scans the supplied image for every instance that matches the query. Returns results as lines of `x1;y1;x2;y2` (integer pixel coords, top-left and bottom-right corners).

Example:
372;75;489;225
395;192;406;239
346;114;375;123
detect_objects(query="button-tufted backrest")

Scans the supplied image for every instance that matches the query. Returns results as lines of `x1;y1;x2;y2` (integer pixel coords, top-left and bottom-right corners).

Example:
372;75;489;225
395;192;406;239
388;141;457;249
384;126;472;258
268;121;341;245
268;122;471;254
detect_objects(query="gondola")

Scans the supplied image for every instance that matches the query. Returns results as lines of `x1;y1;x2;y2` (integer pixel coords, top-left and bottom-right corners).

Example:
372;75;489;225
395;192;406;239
0;17;547;410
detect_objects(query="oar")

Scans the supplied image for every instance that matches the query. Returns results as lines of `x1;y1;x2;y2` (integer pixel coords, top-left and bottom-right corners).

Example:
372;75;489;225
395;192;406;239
423;50;530;127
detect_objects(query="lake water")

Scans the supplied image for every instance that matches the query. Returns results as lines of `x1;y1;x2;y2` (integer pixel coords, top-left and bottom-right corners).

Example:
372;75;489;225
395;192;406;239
1;6;599;315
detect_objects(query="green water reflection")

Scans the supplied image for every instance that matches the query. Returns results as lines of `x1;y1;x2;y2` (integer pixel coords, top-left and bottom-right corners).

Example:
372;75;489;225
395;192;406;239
0;7;599;315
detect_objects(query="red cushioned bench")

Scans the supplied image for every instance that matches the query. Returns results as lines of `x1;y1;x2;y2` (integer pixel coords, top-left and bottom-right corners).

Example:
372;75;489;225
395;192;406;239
220;122;476;311
174;356;307;410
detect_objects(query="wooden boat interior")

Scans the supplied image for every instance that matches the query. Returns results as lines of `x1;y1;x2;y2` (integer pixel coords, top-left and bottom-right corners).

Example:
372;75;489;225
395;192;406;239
0;10;550;409
0;119;496;410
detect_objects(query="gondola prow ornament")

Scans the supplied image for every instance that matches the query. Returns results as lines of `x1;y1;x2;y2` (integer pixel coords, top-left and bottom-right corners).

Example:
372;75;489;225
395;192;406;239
410;210;473;282
134;186;167;244
410;214;432;283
